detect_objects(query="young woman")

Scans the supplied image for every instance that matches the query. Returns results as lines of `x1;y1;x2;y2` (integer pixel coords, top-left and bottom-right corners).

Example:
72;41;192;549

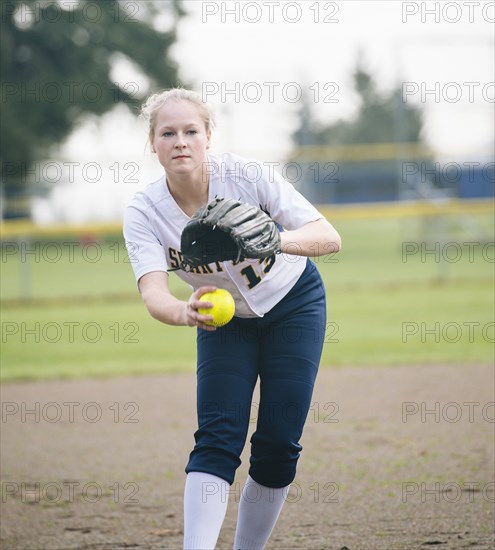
123;88;341;550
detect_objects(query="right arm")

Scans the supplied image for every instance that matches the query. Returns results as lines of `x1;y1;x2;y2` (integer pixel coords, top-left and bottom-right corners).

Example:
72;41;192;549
123;203;217;331
138;271;217;332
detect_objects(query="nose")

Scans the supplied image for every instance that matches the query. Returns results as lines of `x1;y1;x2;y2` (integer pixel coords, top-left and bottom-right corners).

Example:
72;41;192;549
174;132;187;148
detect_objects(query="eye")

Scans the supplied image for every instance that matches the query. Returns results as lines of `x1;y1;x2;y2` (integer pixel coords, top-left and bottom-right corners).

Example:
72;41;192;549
187;129;198;135
162;131;173;137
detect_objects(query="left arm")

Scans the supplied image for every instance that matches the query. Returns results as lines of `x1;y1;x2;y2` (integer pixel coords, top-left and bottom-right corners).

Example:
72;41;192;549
279;218;342;257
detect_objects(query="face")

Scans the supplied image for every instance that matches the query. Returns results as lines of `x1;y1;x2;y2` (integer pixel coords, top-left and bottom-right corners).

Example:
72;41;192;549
151;100;211;178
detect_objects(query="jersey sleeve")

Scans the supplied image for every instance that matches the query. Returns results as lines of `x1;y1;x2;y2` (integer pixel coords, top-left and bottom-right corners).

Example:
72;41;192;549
255;164;324;230
123;204;169;283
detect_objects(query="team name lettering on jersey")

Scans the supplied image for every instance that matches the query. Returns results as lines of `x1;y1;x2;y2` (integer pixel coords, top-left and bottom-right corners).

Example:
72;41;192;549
168;247;224;274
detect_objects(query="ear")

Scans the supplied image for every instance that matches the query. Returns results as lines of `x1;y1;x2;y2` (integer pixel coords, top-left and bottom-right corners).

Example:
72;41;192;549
148;127;158;153
206;130;212;149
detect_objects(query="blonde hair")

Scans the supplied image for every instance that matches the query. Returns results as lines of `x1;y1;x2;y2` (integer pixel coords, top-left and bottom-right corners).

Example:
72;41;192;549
140;88;216;148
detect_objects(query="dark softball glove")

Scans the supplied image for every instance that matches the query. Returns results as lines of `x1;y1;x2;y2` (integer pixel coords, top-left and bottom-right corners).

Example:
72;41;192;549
179;198;281;269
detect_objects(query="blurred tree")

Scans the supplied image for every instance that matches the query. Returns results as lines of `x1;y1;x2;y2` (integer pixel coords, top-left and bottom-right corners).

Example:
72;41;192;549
292;92;320;147
292;60;424;146
0;0;185;218
290;59;429;204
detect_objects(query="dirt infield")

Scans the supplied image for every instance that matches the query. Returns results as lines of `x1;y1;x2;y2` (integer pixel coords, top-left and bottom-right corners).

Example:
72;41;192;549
1;364;493;550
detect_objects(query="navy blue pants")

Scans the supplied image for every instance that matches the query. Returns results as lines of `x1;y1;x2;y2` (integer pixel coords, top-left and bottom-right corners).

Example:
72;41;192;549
185;260;327;488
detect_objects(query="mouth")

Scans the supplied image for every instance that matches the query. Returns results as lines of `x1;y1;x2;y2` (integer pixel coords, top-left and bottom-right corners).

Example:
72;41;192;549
173;155;190;160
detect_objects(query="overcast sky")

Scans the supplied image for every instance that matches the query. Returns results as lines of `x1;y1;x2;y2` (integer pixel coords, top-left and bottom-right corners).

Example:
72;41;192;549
37;0;495;223
172;0;494;159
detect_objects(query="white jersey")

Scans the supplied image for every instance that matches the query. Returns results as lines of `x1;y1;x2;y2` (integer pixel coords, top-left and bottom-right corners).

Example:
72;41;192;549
123;152;324;318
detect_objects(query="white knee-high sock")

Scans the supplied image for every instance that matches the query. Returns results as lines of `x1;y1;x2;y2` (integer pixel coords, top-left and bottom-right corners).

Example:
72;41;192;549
183;472;230;550
233;475;290;550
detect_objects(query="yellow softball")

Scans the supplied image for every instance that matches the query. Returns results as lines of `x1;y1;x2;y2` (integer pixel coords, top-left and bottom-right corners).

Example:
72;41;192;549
198;289;236;327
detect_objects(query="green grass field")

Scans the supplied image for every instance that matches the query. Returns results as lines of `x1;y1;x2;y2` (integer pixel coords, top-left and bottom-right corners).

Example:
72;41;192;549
1;211;493;381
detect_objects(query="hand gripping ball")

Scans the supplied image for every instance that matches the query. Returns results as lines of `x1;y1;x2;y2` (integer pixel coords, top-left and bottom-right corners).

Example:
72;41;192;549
198;289;236;327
